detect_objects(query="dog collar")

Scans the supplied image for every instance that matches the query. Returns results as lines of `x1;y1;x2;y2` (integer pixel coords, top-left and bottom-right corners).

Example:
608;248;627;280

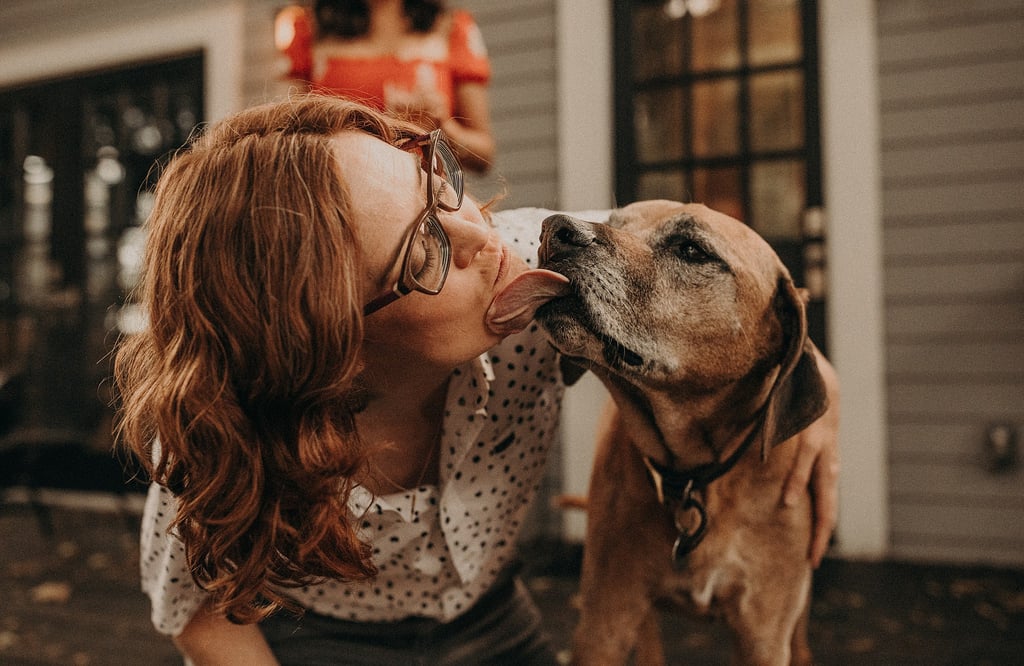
642;425;758;567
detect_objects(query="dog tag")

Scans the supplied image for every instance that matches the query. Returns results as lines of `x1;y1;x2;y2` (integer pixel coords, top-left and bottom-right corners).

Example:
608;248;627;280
671;494;708;566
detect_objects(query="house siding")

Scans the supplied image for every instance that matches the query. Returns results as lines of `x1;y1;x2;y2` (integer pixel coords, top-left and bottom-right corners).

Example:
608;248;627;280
463;0;560;209
878;0;1024;565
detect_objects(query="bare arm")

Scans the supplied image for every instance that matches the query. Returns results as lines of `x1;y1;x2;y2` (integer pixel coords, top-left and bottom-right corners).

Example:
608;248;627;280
440;81;496;174
387;79;495;174
173;602;279;666
782;346;840;568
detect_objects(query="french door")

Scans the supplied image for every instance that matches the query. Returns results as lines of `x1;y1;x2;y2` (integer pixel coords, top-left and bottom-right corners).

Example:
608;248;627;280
0;53;203;490
614;0;827;347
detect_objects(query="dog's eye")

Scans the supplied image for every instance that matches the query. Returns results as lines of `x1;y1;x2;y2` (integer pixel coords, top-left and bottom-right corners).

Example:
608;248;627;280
675;240;715;264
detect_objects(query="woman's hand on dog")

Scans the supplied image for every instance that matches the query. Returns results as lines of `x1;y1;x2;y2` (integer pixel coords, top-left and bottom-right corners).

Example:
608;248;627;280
783;349;840;568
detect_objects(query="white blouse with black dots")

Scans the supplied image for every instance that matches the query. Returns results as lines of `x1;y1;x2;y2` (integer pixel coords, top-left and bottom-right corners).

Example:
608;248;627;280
139;207;584;636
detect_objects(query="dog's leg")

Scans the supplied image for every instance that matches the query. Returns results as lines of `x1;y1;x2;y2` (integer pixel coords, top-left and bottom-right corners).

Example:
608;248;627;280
725;564;812;666
789;598;813;666
572;409;671;665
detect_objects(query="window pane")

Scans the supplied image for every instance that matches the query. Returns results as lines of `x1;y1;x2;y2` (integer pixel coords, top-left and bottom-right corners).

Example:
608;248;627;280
749;70;804;152
637;170;687;202
691;0;740;71
634;88;686;163
632;5;683;80
693;167;744;222
750;159;804;239
692;78;740;157
748;0;802;65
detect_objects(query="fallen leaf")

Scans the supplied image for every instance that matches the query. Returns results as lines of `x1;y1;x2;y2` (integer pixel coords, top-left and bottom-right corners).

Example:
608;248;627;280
57;541;79;559
86;552;111;571
0;630;18;649
29;581;72;604
847;636;876;653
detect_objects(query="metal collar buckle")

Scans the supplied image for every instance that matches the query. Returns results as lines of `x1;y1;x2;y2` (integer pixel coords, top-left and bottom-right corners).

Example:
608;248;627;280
671;481;708;566
643;457;709;567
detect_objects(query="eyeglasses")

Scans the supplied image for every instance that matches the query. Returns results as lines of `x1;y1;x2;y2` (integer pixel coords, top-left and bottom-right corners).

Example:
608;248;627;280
363;129;464;316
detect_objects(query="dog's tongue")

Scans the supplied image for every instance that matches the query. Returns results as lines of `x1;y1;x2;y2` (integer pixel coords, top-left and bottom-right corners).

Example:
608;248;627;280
486;269;570;336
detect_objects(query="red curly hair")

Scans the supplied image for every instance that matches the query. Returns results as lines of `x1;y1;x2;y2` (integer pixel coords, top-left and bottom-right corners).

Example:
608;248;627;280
114;95;421;623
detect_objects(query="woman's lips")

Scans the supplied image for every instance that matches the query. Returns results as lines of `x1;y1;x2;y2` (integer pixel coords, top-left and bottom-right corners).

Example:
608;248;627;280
494;243;510;286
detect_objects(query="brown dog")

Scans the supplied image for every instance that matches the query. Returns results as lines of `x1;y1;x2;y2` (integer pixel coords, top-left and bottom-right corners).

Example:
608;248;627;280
533;201;832;665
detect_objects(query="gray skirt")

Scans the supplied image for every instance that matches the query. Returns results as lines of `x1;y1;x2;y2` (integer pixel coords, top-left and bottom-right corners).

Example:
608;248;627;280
259;574;560;666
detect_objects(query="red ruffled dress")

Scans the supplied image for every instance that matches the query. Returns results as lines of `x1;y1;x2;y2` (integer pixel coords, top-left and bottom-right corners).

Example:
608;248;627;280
277;7;491;118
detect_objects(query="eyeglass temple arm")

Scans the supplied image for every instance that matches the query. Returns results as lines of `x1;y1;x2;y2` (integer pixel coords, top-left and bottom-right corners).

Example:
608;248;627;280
363;282;411;316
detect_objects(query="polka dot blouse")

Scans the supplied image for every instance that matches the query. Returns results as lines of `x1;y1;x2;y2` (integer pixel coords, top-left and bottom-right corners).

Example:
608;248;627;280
139;207;573;636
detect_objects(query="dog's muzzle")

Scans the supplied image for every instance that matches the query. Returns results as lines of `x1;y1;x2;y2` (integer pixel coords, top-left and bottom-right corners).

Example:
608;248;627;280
537;214;646;369
540;214;597;264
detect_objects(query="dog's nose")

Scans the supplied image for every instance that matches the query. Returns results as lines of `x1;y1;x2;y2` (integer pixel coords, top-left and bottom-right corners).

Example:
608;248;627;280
541;214;596;262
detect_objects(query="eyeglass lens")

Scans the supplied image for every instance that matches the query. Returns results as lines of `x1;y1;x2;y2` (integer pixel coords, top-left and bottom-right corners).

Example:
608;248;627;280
406;217;449;290
430;134;463;211
403;133;460;292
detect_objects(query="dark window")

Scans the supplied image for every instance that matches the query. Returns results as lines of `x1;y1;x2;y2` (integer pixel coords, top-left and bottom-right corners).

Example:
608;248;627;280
614;0;826;346
0;53;203;492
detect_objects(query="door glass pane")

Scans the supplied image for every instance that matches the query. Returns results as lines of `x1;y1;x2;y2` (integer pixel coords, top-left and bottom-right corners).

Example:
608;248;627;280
749;0;802;65
637;170;686;202
691;0;740;71
634;88;686;163
632;4;683;80
749;70;804;152
751;159;804;239
692;77;740;157
693;166;743;221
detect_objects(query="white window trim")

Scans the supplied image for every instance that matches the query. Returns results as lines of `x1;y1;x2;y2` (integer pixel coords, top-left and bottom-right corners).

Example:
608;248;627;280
0;3;244;124
555;0;889;558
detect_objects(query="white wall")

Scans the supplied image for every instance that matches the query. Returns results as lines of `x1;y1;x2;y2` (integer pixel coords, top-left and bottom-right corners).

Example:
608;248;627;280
817;0;890;559
555;0;614;541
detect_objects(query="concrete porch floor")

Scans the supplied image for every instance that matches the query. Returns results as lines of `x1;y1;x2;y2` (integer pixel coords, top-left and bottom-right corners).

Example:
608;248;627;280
1;499;1022;665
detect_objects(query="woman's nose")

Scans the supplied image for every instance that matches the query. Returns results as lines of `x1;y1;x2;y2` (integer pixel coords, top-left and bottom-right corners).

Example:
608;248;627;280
443;214;491;269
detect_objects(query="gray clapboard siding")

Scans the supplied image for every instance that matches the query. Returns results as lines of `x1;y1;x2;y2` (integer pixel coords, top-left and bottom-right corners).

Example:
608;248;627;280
881;17;1024;59
878;0;1024;28
891;462;1024;503
889;422;992;463
886;219;1024;258
889;382;1023;423
888;341;1024;377
884;179;1022;220
1;0;200;48
241;0;293;106
879;0;1024;567
464;0;559;209
881;60;1024;109
892;505;1024;541
883;98;1024;145
883;140;1024;182
887;301;1024;338
885;259;1022;299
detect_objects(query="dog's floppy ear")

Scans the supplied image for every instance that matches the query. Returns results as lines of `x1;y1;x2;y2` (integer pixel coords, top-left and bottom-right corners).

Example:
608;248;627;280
756;276;829;460
559;355;588;386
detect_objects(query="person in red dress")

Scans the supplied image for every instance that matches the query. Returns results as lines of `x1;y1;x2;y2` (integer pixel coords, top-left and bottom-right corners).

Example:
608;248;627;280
276;0;496;172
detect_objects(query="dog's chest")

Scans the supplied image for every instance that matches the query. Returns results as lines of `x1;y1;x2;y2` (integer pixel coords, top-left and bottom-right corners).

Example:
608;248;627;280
661;543;746;616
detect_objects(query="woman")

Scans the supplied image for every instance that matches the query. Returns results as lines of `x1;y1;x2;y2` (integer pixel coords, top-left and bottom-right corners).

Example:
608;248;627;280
275;0;495;172
115;95;838;664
